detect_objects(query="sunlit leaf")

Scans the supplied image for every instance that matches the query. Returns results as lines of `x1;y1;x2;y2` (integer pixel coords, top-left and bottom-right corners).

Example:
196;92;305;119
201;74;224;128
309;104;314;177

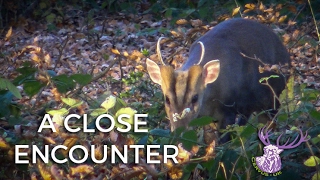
101;95;116;111
47;108;69;116
232;7;240;16
91;108;108;117
52;114;64;126
115;107;137;128
61;97;83;108
312;171;320;180
304;156;320;167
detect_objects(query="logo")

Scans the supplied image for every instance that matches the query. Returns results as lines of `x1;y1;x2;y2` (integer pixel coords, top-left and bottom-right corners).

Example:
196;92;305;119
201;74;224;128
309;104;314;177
252;126;309;176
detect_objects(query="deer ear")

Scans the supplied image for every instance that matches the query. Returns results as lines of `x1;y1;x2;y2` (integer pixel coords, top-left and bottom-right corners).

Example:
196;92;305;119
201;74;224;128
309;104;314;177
202;60;220;86
146;58;162;85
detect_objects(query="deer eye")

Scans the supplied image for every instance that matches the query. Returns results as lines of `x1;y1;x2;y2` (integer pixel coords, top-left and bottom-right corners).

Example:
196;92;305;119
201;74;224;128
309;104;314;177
191;94;198;104
165;96;170;105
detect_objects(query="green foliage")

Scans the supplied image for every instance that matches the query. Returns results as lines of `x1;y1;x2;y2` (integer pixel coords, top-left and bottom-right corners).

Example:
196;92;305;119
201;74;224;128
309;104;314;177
141;48;150;56
0;78;22;99
52;74;92;93
0;77;22;121
13;63;92;96
120;71;165;127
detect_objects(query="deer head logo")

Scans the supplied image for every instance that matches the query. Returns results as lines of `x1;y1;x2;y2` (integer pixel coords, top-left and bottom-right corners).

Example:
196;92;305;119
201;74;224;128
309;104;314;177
254;126;309;174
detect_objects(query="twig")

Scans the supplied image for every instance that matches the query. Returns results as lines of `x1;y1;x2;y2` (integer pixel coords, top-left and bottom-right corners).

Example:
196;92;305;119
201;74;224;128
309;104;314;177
54;35;70;71
291;2;306;26
240;52;265;65
167;46;185;65
308;0;320;41
118;56;124;89
68;58;118;97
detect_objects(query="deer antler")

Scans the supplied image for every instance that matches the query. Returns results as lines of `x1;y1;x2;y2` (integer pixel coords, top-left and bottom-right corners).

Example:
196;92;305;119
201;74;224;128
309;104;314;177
277;129;309;149
258;126;273;146
196;41;205;65
156;37;166;65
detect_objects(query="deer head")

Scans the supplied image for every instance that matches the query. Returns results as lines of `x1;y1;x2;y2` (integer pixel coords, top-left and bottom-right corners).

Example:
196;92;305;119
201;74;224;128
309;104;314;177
255;126;309;173
146;38;220;131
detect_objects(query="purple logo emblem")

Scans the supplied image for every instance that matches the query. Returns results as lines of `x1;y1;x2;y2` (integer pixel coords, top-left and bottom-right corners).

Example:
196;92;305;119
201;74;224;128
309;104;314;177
252;126;309;176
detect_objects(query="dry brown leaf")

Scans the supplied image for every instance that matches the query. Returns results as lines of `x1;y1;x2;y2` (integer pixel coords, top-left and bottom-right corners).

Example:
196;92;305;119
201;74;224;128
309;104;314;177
43;136;57;145
205;140;216;158
257;15;266;22
51;88;62;101
50;165;64;179
259;2;265;11
168;166;183;180
37;159;53;180
70;164;94;176
111;48;121;55
269;16;276;23
292;29;300;39
44;53;51;66
232;7;241;16
270;64;280;73
4;27;12;41
276;4;283;10
243;9;253;14
288;20;297;26
126;137;135;146
287;5;298;13
263;8;273;13
245;3;255;10
191;145;199;155
61;135;78;156
131;50;144;58
94;145;103;160
0;137;10;149
177;143;190;163
176;19;188;25
135;64;145;71
282;33;291;44
31;54;40;63
123;51;129;57
278;15;287;23
170;30;183;38
190;19;203;27
26;45;41;53
166;42;179;48
259;65;265;73
37;74;49;84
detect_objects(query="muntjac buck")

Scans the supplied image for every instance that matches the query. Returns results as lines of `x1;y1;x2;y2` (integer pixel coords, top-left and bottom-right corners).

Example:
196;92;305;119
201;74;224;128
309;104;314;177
146;18;290;142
